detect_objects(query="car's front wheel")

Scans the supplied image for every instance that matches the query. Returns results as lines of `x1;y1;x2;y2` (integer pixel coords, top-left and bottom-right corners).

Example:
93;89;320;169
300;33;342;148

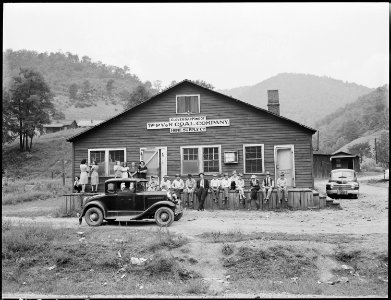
85;207;104;226
154;207;174;227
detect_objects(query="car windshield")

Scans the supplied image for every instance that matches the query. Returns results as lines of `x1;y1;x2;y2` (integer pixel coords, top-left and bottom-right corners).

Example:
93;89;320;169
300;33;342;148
331;170;355;181
136;181;147;192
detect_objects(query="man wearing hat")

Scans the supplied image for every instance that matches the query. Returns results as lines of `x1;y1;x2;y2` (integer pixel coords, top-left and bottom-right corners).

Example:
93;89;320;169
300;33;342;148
160;175;171;191
172;174;184;200
196;172;209;211
262;171;274;203
220;173;231;208
249;174;261;210
210;174;221;204
236;173;246;207
276;171;288;203
184;174;196;208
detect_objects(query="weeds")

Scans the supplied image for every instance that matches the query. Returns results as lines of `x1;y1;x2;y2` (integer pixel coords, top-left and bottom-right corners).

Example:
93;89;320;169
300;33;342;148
147;228;189;252
223;245;318;280
185;279;209;294
222;243;235;256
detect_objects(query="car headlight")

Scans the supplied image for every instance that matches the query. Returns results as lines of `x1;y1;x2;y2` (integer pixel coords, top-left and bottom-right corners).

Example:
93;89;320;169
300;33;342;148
166;191;172;200
329;183;334;189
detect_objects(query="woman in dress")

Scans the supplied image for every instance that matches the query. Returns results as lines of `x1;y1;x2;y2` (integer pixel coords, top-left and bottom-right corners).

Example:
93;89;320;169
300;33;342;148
121;162;130;178
114;161;122;178
79;159;89;193
90;160;99;192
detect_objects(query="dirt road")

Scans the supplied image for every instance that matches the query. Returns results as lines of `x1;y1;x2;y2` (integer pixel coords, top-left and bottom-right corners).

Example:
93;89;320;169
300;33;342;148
3;180;388;237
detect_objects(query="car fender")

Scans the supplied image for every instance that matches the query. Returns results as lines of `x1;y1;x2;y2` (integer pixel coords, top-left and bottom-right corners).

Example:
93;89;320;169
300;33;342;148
81;201;108;218
132;201;176;220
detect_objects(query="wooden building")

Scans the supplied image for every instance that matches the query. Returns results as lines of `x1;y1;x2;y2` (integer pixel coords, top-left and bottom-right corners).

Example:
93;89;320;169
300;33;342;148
313;153;332;178
330;151;360;172
42;120;78;134
67;80;317;193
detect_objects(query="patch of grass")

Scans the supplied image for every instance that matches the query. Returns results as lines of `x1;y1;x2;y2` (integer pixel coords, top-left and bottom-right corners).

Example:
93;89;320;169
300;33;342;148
199;231;358;244
2;178;71;205
224;245;318;280
222;243;235;256
185;278;209;294
147;228;189;252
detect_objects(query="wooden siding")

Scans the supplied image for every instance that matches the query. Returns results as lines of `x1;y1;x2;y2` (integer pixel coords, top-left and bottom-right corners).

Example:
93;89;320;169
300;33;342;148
72;83;314;189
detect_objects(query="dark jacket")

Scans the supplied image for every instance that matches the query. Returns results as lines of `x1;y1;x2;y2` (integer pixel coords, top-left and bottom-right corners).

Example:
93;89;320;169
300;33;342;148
250;179;260;190
196;178;209;189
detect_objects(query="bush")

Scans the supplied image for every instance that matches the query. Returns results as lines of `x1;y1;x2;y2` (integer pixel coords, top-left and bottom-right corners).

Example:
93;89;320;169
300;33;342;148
361;157;378;172
185;279;209;294
222;243;235;256
147;229;188;252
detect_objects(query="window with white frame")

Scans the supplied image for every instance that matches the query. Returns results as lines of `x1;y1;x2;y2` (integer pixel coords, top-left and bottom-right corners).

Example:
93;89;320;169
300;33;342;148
243;144;264;174
88;148;126;177
181;145;221;175
176;95;200;114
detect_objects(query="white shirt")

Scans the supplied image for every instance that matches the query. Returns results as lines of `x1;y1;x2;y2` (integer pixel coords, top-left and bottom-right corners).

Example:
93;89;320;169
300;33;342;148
160;179;171;191
172;178;184;189
277;177;287;188
210;178;220;188
221;178;231;188
185;178;196;190
236;179;245;189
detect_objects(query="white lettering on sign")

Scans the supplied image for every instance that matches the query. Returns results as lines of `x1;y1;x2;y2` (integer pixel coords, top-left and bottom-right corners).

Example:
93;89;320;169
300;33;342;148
146;116;230;132
170;127;207;133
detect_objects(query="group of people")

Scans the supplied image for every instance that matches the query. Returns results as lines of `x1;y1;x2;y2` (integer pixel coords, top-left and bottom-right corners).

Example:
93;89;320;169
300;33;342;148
73;159;289;210
113;160;148;179
150;170;288;211
74;159;148;193
74;159;99;193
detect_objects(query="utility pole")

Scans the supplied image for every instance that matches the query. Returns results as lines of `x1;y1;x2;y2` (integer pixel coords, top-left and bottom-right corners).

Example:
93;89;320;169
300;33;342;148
375;138;378;164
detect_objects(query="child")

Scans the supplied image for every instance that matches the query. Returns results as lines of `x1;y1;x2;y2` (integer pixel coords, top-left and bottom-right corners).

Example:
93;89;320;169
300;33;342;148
73;176;82;193
236;173;246;205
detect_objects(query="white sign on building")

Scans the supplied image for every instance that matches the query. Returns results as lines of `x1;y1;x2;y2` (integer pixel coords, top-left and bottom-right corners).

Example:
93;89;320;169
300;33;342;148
146;116;230;133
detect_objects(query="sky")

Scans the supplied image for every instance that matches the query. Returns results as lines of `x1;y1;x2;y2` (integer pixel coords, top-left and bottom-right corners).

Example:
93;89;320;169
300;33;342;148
3;3;389;90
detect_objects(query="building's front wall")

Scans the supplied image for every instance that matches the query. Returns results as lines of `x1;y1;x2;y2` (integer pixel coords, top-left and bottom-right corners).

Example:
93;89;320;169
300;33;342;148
72;83;314;189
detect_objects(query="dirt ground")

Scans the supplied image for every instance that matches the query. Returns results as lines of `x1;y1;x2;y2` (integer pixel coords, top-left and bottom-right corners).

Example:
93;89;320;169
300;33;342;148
2;177;389;298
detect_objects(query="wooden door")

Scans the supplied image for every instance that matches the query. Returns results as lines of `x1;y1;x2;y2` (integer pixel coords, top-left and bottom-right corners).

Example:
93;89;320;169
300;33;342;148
140;147;167;184
275;146;295;187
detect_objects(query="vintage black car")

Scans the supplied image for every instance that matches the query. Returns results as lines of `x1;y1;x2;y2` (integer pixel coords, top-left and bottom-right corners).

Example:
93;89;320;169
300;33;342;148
79;178;183;227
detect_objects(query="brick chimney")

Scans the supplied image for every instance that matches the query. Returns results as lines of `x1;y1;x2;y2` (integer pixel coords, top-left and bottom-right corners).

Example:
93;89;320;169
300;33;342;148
267;90;280;116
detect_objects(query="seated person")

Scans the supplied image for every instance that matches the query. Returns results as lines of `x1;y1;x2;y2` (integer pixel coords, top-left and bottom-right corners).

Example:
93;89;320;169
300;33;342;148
121;182;135;192
73;176;82;193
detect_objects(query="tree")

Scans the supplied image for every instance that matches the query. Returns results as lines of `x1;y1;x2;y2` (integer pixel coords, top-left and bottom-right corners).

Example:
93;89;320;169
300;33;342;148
343;120;360;142
79;80;93;103
69;83;78;100
348;142;372;163
7;68;54;151
376;132;389;167
123;85;152;110
192;79;215;90
106;79;115;97
152;80;162;92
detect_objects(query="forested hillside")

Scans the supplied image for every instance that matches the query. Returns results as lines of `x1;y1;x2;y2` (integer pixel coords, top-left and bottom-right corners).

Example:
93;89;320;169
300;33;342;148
315;85;389;153
220;73;373;127
3;49;159;120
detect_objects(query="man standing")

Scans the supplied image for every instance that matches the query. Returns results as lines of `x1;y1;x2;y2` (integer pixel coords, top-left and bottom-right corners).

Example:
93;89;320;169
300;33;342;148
249;174;260;210
276;171;288;203
220;173;231;209
210;174;220;203
196;172;209;211
171;174;184;200
184;174;196;208
262;171;274;203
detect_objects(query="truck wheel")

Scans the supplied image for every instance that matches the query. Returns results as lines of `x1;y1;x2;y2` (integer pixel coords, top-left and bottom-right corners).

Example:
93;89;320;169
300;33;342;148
174;212;183;221
155;207;174;227
85;207;104;226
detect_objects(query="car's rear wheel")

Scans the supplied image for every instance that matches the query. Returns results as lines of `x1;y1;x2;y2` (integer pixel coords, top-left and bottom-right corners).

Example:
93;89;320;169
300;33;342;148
174;212;183;221
352;194;358;199
155;207;174;227
85;207;104;226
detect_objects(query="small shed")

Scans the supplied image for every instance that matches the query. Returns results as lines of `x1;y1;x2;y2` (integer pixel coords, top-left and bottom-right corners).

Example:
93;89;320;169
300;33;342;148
330;151;360;172
42;120;78;134
313;152;332;178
